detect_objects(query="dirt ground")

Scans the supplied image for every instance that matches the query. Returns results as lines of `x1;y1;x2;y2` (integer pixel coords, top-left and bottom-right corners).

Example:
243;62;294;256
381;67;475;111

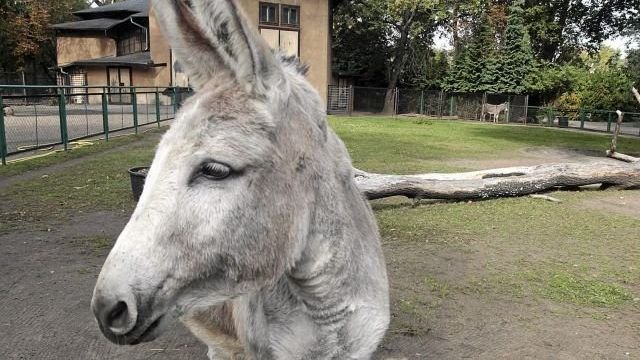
449;147;613;170
577;192;640;219
1;148;638;359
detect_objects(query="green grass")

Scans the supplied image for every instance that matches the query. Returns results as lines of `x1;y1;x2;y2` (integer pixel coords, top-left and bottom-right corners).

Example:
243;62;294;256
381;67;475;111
2;116;639;315
74;235;115;252
467;269;632;307
376;193;638;303
0;138;157;232
0;127;167;178
329;117;640;173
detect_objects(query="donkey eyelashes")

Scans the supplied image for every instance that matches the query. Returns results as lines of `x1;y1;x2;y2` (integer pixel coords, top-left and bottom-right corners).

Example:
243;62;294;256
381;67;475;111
198;161;234;181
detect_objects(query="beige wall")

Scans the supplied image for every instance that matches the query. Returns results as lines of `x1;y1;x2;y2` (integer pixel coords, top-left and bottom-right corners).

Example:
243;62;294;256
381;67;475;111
238;0;331;104
148;7;172;87
57;36;116;66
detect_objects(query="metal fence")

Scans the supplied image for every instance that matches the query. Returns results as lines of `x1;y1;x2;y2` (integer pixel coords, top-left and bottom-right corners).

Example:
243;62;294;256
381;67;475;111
328;86;640;137
0;85;194;165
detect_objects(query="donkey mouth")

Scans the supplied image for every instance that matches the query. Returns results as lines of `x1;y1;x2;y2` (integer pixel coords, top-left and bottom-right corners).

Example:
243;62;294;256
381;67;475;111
128;315;165;345
102;315;166;346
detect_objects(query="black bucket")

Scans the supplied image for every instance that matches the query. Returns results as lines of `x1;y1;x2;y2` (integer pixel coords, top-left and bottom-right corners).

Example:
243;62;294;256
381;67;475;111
128;167;150;202
558;116;569;128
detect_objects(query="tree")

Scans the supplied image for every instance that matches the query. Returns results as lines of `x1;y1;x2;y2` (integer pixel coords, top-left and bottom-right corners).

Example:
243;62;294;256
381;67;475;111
523;0;639;63
626;48;640;88
332;2;388;87
332;0;443;113
496;0;535;94
0;0;86;79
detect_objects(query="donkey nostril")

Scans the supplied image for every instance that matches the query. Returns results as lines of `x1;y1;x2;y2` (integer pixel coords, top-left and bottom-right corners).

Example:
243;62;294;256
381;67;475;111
107;301;130;332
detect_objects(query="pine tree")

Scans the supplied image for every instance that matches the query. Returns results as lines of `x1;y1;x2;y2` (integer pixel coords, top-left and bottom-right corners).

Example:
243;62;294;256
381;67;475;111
443;11;498;93
497;0;536;94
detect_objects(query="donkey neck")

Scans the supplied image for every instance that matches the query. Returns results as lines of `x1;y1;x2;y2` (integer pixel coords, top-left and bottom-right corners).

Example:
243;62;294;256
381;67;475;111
285;173;376;312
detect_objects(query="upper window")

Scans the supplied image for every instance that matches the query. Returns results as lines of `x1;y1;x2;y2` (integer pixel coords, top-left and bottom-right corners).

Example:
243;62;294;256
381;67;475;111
259;3;279;26
281;6;300;28
259;3;300;29
116;28;146;56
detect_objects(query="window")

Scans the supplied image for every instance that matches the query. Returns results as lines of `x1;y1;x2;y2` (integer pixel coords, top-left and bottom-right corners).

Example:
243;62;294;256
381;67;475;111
259;3;278;26
281;6;299;28
258;3;301;57
116;28;146;56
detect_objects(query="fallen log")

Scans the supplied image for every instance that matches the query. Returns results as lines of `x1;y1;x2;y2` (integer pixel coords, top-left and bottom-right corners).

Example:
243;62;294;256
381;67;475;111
354;161;640;201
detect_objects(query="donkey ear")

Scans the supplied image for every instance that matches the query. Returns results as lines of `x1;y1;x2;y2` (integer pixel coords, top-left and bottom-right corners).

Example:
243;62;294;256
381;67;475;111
152;0;279;94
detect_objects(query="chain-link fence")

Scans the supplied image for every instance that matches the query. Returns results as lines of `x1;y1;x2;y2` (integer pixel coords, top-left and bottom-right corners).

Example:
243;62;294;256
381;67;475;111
328;86;640;137
0;86;194;165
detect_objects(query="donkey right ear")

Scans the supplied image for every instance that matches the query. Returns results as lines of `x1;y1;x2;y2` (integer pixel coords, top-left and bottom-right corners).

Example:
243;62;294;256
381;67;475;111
152;0;280;95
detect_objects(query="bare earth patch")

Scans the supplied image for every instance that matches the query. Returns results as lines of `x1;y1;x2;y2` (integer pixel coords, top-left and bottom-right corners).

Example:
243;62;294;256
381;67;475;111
577;192;640;219
0;212;205;359
449;147;614;170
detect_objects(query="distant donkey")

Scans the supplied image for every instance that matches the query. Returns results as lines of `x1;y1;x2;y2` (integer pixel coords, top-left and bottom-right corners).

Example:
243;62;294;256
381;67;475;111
482;102;508;123
91;0;390;359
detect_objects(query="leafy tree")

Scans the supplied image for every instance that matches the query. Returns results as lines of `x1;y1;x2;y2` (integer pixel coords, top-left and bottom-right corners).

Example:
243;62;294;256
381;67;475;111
625;48;640;87
332;2;388;87
523;0;639;63
333;0;444;113
549;49;636;111
0;0;86;79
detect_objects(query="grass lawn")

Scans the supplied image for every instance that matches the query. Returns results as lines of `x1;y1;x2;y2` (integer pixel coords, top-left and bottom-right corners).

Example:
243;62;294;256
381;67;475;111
1;116;639;357
330;117;640;173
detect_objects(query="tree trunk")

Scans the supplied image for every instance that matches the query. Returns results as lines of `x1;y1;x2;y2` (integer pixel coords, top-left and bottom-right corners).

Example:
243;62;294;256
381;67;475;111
382;11;415;115
353;161;640;201
383;81;397;115
632;87;640;105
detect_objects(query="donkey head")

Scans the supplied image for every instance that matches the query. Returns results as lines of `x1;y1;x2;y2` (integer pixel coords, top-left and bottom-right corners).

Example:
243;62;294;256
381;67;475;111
92;0;333;345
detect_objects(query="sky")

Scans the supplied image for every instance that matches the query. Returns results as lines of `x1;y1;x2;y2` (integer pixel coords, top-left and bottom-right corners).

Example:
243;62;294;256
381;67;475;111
434;34;637;58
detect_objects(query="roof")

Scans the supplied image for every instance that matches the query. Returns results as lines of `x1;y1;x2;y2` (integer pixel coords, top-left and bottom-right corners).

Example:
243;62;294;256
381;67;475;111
59;52;158;68
73;0;149;20
51;18;124;32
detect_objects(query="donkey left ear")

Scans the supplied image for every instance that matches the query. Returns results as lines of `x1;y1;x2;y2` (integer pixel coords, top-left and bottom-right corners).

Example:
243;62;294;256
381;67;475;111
188;0;281;95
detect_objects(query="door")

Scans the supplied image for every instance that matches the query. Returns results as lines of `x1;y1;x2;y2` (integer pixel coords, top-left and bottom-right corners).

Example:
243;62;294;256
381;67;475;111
108;67;132;104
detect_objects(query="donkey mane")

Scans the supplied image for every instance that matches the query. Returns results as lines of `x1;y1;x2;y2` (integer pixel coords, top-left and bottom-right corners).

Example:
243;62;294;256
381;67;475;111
278;53;310;76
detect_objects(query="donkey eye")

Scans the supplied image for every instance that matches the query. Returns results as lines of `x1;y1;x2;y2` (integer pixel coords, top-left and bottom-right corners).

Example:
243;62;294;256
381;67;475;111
199;162;232;181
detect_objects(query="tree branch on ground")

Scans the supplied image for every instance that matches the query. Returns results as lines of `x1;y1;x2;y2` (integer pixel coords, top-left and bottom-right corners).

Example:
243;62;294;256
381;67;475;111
354;160;640;201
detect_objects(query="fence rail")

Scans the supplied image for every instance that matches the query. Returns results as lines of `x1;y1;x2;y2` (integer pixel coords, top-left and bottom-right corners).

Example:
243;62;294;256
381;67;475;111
328;86;640;138
0;85;193;165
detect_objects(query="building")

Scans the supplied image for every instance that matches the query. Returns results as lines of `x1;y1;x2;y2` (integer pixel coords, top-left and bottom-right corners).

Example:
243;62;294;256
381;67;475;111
53;0;332;105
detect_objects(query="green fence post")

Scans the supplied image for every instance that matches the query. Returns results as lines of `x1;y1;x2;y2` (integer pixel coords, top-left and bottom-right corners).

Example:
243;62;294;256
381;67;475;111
155;88;161;127
580;109;586;129
607;112;613;133
132;87;139;134
546;107;554;127
58;88;68;151
0;95;7;165
419;89;424;115
172;87;178;117
101;89;109;141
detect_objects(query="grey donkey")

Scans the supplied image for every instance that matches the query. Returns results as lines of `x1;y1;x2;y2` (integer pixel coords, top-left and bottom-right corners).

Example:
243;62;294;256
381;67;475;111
90;0;390;359
482;102;508;123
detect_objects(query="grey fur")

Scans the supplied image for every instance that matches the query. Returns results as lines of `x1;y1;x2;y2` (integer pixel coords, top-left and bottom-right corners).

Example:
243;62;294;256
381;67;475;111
91;1;389;359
